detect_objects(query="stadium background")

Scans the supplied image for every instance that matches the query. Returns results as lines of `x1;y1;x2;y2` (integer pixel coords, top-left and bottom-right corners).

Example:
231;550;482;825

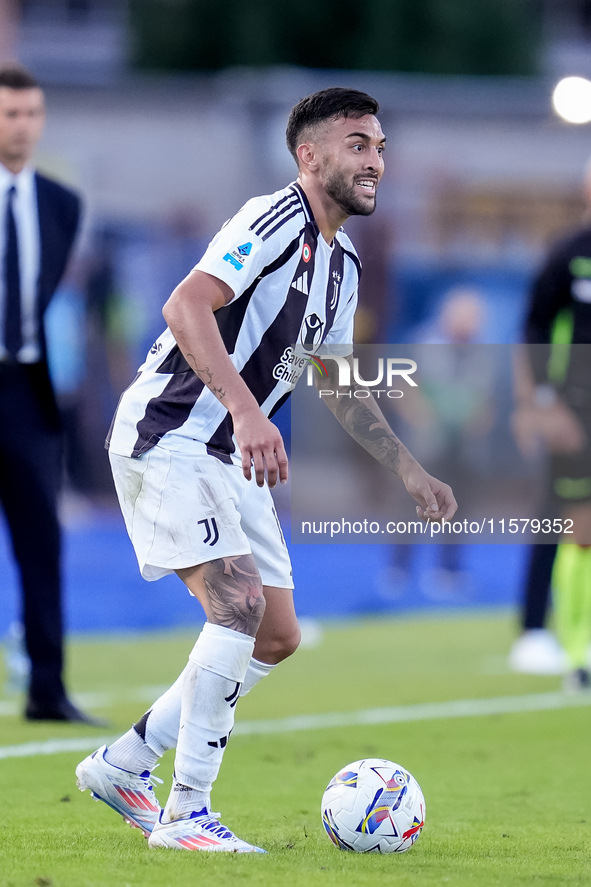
0;0;590;635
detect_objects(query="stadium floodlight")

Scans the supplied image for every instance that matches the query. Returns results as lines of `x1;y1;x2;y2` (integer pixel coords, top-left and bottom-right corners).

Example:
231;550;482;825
552;76;591;124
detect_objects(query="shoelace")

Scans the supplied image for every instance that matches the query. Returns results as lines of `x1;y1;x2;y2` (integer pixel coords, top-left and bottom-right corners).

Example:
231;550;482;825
191;812;234;841
138;763;164;793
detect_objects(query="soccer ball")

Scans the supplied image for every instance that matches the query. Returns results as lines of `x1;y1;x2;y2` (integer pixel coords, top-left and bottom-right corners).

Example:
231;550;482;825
321;758;425;854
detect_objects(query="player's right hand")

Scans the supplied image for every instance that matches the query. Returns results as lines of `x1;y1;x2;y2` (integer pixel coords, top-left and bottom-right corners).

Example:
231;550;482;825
233;408;289;488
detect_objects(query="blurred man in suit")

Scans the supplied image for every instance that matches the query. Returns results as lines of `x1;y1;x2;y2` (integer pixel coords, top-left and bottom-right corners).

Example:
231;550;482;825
0;63;99;723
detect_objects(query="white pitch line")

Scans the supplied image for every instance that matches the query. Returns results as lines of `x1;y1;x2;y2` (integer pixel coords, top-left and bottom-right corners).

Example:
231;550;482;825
0;735;118;760
0;685;172;717
0;690;589;761
233;690;591;734
0;701;18;716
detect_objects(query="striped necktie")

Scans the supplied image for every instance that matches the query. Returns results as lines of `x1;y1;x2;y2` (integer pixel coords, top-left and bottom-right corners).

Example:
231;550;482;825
4;185;22;360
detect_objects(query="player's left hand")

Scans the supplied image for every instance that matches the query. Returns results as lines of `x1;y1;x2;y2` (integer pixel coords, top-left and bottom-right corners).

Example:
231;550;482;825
399;460;457;523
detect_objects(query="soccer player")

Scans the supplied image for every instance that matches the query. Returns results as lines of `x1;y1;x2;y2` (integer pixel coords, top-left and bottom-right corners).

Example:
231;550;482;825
77;87;456;853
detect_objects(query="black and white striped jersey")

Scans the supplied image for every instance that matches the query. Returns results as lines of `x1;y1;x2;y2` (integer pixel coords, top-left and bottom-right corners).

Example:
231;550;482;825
107;182;361;459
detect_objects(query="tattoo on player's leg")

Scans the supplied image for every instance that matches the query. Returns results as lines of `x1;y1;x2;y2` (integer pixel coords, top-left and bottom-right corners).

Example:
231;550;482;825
203;555;265;636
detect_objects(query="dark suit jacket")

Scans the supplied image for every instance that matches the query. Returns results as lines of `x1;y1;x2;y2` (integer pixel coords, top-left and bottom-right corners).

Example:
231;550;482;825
30;172;82;429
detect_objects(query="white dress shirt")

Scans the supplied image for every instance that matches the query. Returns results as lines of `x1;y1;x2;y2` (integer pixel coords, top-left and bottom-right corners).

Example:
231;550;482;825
0;163;42;363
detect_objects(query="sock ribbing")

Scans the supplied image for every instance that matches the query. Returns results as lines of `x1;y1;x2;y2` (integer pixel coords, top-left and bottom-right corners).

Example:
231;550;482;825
104;727;159;773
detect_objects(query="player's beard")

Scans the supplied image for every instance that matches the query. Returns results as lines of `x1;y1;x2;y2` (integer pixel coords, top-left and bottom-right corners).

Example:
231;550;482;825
324;166;377;217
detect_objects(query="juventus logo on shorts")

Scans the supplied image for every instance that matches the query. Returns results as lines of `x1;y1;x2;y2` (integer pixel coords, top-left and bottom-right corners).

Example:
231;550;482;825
198;517;219;546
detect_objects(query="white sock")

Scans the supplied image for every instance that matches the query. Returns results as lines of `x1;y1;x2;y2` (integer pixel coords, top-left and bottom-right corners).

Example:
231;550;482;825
166;778;210;821
163;623;254;823
240;657;276;696
143;665;190;756
104;727;159;773
137;654;275;757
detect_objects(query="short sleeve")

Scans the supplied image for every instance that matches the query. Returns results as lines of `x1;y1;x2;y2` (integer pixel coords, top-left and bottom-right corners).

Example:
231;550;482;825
194;198;279;302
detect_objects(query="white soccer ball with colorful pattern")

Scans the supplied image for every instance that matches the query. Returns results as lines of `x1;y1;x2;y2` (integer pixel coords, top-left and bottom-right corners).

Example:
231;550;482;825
321;758;425;853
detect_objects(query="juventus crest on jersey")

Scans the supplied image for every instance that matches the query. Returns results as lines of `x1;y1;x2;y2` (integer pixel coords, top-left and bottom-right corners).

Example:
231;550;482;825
107;182;362;459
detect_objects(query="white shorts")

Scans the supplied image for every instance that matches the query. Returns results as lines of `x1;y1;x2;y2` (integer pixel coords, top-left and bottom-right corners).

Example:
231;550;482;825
109;444;293;588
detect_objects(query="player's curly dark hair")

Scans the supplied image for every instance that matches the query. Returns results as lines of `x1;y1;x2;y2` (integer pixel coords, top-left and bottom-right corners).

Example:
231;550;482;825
286;87;379;163
0;63;40;90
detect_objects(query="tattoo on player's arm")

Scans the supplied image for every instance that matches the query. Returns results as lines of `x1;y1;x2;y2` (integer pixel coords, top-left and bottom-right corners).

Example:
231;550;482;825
203;555;265;636
186;354;227;400
335;398;401;473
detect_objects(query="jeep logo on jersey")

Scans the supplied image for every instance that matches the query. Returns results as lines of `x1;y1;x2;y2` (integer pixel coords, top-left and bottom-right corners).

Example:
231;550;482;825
300;313;324;350
223;242;252;271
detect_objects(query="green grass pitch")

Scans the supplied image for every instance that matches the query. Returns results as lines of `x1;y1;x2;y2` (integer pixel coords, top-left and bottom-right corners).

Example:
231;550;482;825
1;612;590;887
